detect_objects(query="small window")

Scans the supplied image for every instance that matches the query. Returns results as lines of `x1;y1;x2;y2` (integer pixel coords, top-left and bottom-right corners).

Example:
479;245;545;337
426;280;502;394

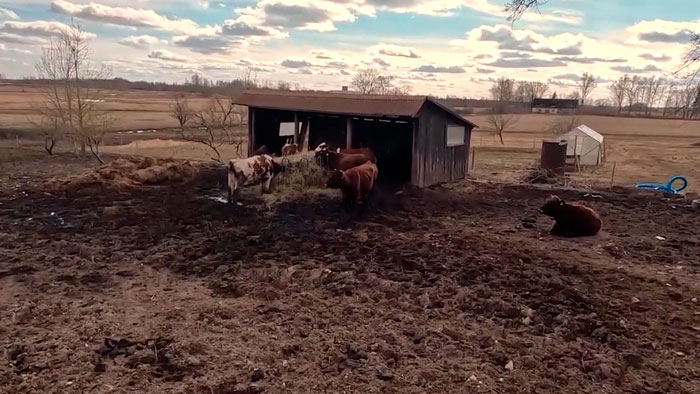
446;125;465;147
279;122;295;137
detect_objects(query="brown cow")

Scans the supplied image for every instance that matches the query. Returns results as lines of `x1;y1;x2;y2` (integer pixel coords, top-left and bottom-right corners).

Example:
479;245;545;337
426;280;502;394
314;142;377;164
327;161;378;209
282;142;298;156
316;150;375;171
541;195;602;237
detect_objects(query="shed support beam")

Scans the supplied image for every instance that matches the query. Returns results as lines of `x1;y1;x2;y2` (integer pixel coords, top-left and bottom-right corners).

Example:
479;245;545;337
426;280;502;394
346;118;352;149
248;107;255;157
299;116;309;151
294;112;300;145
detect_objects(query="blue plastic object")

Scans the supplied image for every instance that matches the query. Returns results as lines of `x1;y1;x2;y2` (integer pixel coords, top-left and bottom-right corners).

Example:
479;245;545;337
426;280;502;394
636;175;688;194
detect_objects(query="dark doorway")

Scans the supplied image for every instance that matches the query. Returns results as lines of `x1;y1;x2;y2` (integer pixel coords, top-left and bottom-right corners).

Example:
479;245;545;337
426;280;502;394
252;108;295;155
308;115;347;151
353;119;413;184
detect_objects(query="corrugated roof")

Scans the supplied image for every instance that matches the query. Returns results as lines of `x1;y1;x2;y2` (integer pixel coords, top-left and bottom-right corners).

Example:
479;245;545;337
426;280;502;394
234;89;476;127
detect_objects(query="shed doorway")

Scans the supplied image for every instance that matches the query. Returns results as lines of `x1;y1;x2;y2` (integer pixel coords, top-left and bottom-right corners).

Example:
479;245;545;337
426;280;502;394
353;119;413;185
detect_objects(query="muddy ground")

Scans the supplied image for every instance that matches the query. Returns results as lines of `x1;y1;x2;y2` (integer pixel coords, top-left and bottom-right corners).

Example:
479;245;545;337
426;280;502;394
1;152;699;394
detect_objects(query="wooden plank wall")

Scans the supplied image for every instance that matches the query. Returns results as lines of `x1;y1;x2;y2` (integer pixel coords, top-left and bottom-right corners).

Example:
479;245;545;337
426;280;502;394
412;102;472;187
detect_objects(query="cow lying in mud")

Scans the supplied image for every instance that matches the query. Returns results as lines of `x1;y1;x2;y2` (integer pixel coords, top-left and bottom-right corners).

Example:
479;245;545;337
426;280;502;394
227;155;285;202
541;195;602;237
327;161;378;210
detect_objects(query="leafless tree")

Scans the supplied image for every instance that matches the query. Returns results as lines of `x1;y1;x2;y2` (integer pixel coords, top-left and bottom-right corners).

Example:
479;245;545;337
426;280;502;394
609;75;629;114
505;0;547;21
277;81;292;90
351;68;405;94
485;107;519;145
625;76;643;115
490;77;515;102
566;91;581;102
176;97;246;161
34;21;111;163
546;115;579;135
577;73;597;105
171;96;192;129
514;80;548;103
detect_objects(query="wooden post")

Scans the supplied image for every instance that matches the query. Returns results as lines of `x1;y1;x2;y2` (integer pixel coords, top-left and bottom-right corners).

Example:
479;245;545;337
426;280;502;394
610;161;617;187
471;147;476;170
573;136;580;172
15;135;19;147
299;116;309;151
294;112;300;145
346;117;352;149
248;107;255;156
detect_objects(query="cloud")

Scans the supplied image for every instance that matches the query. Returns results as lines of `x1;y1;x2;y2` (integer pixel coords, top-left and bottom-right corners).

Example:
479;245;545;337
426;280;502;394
473;54;491;60
469;24;583;55
627;19;700;44
550;73;581;82
373;57;390;66
413;64;465;73
0;20;85;38
553;56;625;64
281;59;313;68
291;68;313;74
0;7;19;20
639;31;693;43
51;0;215;35
221;17;285;37
639;53;672;62
500;51;533;59
118;35;166;49
611;64;664;73
369;43;420;58
148;49;189;62
326;61;348;68
263;3;329;28
173;35;242;54
475;67;495;74
0;32;45;45
310;49;334;59
487;58;567;68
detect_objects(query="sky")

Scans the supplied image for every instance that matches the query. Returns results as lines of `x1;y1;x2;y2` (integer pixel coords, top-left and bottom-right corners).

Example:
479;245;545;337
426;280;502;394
0;0;698;98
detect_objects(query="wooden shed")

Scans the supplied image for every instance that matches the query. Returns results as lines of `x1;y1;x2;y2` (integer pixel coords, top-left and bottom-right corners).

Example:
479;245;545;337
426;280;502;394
234;89;477;187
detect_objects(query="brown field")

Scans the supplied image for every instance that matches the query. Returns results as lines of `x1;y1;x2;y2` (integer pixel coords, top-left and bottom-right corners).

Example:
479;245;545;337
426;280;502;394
1;84;699;393
1;150;699;394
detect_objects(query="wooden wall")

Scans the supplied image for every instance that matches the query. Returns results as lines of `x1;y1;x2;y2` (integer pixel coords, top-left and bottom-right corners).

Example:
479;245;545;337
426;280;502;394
412;102;473;187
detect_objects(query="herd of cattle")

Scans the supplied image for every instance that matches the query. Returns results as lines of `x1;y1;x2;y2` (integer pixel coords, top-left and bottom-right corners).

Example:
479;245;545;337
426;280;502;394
225;142;602;237
226;142;378;210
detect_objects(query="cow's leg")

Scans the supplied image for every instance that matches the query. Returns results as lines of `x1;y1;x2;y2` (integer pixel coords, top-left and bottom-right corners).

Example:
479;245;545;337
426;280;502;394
550;222;570;237
261;175;273;194
227;172;236;203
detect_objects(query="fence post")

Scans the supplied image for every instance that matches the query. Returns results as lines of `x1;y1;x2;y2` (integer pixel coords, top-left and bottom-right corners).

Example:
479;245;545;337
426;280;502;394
471;147;476;170
15;135;19;148
610;161;617;187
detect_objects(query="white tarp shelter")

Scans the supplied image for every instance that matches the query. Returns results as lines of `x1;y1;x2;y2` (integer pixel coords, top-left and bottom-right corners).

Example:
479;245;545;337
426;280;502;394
557;124;604;166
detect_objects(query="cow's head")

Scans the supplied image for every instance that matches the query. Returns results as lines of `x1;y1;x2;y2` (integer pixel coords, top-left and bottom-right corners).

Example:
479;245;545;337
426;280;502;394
314;142;329;153
228;160;236;172
314;148;331;167
541;194;564;217
326;169;345;189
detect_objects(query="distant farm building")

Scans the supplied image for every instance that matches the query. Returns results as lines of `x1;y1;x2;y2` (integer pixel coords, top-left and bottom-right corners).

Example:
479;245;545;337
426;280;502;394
557;124;604;166
531;98;579;114
234;90;477;187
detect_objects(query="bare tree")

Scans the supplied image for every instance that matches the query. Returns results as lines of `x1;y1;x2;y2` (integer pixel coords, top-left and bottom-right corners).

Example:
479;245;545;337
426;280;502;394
490;77;515;102
351;68;405;94
625;76;643;115
566;91;581;102
485;107;519;145
546;115;579;135
171;96;192;129
514;81;548;103
609;75;629;114
505;0;546;21
34;21;111;162
577;73;597;105
176;97;246;161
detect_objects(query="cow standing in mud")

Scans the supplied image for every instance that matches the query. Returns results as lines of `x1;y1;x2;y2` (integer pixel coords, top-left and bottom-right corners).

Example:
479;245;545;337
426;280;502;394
227;155;285;203
540;195;602;237
327;161;379;210
314;143;377;164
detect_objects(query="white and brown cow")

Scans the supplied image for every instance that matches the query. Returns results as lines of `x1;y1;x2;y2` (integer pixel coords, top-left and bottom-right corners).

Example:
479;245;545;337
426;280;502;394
227;154;285;202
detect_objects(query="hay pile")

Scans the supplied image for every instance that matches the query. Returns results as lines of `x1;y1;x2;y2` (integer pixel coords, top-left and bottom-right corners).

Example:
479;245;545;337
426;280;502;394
522;165;566;185
57;157;201;192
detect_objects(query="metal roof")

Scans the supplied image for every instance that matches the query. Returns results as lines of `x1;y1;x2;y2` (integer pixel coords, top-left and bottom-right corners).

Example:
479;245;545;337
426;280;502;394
561;124;604;143
234;89;477;127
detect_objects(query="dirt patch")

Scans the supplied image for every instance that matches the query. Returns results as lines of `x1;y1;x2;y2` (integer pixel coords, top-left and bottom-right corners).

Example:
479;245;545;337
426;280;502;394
1;155;699;393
